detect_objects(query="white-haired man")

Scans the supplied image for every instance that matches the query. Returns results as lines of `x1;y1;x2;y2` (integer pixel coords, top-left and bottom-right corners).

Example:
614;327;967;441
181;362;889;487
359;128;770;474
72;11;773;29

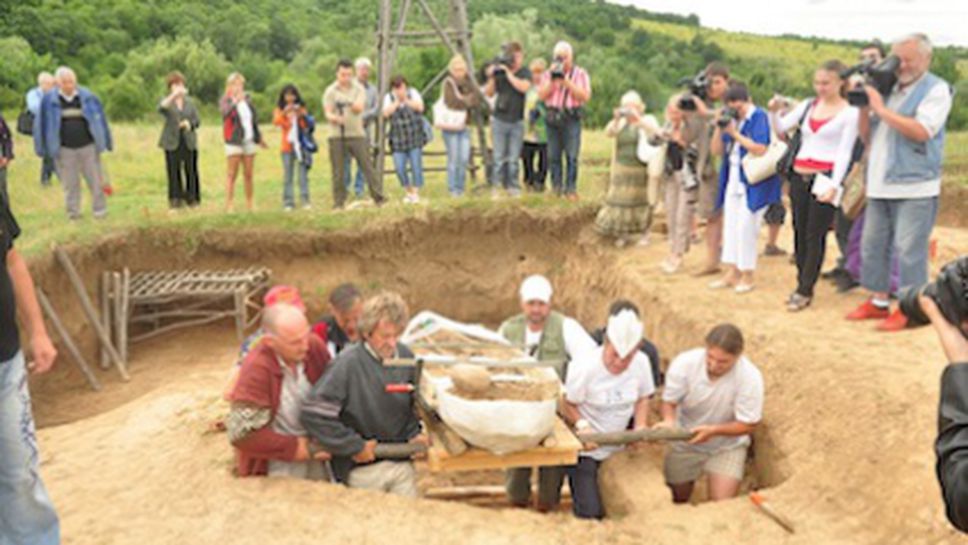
34;66;113;220
24;71;57;186
344;57;378;199
537;41;591;200
562;310;656;519
847;33;953;332
499;274;596;511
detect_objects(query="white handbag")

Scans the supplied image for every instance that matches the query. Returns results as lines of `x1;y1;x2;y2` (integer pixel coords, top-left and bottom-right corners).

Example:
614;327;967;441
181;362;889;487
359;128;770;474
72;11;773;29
433;79;468;131
741;134;788;184
636;118;663;165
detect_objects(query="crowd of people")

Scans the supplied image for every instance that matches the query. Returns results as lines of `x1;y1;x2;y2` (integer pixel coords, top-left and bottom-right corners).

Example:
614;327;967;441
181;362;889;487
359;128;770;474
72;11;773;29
218;276;761;521
0;28;960;542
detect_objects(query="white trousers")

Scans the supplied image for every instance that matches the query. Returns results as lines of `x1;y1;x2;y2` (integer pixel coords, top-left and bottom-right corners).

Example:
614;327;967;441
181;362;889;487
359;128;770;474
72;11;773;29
721;190;765;272
347;461;418;497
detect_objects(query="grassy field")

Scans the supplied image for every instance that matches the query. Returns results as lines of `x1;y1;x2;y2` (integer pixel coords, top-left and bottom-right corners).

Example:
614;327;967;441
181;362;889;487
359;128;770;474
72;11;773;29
5;123;965;257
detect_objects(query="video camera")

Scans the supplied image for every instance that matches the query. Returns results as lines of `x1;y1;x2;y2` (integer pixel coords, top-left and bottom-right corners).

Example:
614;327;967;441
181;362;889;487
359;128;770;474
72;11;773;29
677;70;709;111
899;257;968;338
489;45;515;77
840;55;900;107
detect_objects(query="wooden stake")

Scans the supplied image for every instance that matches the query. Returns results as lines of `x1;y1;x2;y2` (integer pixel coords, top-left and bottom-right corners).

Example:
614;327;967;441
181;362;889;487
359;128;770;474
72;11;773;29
53;246;129;381
99;271;111;370
112;272;124;367
37;290;102;391
120;267;130;363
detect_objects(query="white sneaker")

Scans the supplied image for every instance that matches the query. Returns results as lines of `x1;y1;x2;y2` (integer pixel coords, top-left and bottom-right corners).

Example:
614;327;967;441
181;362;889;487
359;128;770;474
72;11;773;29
302;203;312;210
284;205;294;212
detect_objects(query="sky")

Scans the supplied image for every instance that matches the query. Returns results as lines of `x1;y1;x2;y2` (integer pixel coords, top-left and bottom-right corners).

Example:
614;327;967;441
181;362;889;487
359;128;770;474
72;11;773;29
608;0;967;47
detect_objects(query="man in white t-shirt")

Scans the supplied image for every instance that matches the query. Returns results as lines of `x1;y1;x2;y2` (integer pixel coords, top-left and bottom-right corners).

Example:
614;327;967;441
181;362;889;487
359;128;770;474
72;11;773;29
562;310;655;519
656;323;763;503
499;274;597;511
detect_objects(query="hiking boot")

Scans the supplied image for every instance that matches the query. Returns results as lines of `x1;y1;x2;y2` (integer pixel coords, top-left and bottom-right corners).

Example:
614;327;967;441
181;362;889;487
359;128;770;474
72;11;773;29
846;300;890;321
835;275;860;293
764;244;787;257
876;309;909;332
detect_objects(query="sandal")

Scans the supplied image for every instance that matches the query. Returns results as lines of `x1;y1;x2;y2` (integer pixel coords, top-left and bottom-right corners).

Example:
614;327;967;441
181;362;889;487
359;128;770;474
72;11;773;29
734;283;755;294
708;279;734;290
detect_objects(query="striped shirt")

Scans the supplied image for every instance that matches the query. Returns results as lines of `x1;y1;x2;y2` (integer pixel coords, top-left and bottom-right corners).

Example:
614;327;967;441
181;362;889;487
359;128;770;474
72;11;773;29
541;65;591;110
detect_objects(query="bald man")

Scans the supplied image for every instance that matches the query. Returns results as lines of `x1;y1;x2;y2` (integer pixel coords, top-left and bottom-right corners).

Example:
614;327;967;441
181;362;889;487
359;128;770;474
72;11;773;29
227;303;333;479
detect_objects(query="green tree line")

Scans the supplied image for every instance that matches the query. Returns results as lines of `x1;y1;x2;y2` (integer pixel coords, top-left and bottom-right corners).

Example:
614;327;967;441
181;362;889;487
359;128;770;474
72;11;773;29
0;0;964;129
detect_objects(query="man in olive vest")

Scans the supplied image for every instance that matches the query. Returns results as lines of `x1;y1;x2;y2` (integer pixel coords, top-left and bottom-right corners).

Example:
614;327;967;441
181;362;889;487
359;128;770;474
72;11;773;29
499;274;596;512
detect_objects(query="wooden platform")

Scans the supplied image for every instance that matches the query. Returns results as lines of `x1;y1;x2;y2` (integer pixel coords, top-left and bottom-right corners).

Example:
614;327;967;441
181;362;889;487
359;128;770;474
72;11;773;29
426;417;581;473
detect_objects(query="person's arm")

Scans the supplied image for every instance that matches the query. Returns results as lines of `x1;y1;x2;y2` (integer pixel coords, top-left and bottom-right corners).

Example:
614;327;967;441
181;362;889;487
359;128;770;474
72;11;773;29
561;398;583;427
536;78;555;102
864;84;935;142
730;111;769;156
604;117;622;138
771;99;809;138
407;91;425;114
505;70;531;94
362;88;380;124
858;107;872;145
710;125;725;156
655;353;688;428
830;108;861;187
688;421;758;445
657;401;678;428
483;71;497;98
382;94;398;118
26;90;40;115
300;361;368;458
226;362;303;462
272;107;287;128
219;95;236;118
691;363;763;444
921;295;968;364
350;86;365;114
188;101;200;129
564;68;590;103
937;362;968;532
563;318;598;359
94;95;113;152
632;396;651;430
323;92;343;125
8;248;57;373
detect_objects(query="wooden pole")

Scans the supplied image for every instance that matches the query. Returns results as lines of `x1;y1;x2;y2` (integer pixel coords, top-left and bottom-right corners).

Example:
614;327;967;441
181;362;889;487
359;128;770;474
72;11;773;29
112;272;124;367
37;290;102;392
750;492;796;534
578;428;695;445
375;442;427;459
375;0;393;190
120;268;130;364
53;246;129;381
99;271;111;370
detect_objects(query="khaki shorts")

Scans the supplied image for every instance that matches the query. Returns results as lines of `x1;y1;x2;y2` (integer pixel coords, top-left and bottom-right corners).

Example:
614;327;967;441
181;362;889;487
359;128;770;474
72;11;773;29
664;445;747;484
696;173;722;220
225;140;258;156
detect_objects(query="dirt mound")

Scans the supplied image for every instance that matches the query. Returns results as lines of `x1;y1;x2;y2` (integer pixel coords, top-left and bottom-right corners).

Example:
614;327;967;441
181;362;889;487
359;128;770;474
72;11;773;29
27;207;968;544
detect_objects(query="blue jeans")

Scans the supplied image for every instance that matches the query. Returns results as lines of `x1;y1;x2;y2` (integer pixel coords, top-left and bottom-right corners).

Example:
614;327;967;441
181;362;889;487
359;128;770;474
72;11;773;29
547;117;582;195
443;129;470;196
282;152;310;207
0;352;60;545
861;196;938;294
392;148;424;189
567;456;604;519
491;118;523;193
343;156;365;197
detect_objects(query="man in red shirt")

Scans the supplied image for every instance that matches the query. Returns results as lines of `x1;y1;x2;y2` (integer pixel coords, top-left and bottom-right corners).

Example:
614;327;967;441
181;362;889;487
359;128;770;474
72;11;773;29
227;303;333;478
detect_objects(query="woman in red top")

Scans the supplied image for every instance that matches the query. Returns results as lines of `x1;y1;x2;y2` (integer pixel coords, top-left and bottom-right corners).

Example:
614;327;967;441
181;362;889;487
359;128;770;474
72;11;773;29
770;60;859;311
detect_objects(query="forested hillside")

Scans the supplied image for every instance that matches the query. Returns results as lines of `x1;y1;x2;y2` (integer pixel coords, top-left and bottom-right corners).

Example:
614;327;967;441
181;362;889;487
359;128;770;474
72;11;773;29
1;0;964;127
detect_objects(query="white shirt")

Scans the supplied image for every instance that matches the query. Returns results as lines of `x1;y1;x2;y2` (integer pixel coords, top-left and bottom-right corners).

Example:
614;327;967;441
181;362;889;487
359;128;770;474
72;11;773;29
866;73;952;199
519;316;597;363
383;89;424;111
662;348;764;454
726;106;754;197
236;100;255;143
566;346;655;461
775;99;860;186
268;357;324;479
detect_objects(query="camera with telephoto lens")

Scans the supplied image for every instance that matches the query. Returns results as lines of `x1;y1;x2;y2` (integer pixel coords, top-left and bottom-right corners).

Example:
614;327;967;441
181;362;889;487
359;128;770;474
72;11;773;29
898;257;968;338
677;70;709;111
489;45;514;77
617;107;635;118
841;55;900;107
551;56;566;80
716;107;740;128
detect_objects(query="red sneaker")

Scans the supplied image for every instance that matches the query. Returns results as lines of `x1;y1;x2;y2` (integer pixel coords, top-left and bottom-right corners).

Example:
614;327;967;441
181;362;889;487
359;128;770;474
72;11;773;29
102;184;114;196
846;300;890;321
876;309;909;332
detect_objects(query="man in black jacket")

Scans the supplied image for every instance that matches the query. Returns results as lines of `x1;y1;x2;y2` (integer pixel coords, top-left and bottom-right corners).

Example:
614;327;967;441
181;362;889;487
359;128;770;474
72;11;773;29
927;290;968;532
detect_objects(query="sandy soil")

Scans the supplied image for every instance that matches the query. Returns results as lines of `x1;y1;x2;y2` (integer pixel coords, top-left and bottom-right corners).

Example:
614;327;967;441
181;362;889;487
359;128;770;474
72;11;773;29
26;207;968;544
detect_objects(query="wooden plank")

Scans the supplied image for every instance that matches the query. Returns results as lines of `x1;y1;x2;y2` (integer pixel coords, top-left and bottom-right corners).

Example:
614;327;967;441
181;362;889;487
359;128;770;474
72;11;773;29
425;484;572;501
53;246;129;381
37;290;102;392
99;271;111;370
427;418;580;473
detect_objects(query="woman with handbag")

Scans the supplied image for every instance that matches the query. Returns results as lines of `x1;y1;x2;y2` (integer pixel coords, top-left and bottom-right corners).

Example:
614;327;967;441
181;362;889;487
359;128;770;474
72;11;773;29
769;60;859;311
709;82;782;294
438;55;479;197
594;91;661;247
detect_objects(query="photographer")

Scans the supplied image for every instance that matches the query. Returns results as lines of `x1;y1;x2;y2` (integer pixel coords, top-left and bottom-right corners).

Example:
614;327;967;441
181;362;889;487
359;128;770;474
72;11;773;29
537;41;591;200
484;42;531;198
708;82;782;294
920;258;968;532
846;33;953;331
679;62;730;276
324;59;385;209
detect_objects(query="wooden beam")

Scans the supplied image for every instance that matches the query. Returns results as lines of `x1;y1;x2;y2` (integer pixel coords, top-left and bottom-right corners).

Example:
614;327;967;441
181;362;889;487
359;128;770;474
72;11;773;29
37;290;102;392
54;246;129;381
578;427;695;445
99;271;111;370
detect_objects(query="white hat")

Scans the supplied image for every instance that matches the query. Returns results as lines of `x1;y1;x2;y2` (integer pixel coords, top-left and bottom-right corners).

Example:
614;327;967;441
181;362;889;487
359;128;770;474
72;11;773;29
606;309;643;359
519;275;553;304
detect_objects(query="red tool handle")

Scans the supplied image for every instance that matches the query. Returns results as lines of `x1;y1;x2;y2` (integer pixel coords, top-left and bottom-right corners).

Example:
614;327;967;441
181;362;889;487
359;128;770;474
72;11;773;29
385;383;414;393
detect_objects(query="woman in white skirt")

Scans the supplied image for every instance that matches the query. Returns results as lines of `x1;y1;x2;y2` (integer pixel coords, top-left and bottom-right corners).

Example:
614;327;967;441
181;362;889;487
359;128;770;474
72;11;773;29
708;82;783;293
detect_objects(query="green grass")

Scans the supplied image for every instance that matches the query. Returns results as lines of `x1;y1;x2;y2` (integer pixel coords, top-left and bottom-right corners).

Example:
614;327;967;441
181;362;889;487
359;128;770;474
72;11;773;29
6;123;965;257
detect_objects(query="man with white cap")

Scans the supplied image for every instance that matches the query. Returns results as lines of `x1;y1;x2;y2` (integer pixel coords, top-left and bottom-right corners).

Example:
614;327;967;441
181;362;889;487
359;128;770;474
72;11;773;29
655;323;763;503
561;309;656;519
499;273;596;511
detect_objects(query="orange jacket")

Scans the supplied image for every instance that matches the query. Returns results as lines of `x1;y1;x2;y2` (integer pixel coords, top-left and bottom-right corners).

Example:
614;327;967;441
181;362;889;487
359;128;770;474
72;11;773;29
272;107;310;153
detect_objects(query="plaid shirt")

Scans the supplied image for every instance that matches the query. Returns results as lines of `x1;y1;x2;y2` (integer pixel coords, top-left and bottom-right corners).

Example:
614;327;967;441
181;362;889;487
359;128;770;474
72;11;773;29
541;65;591;110
386;91;427;152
